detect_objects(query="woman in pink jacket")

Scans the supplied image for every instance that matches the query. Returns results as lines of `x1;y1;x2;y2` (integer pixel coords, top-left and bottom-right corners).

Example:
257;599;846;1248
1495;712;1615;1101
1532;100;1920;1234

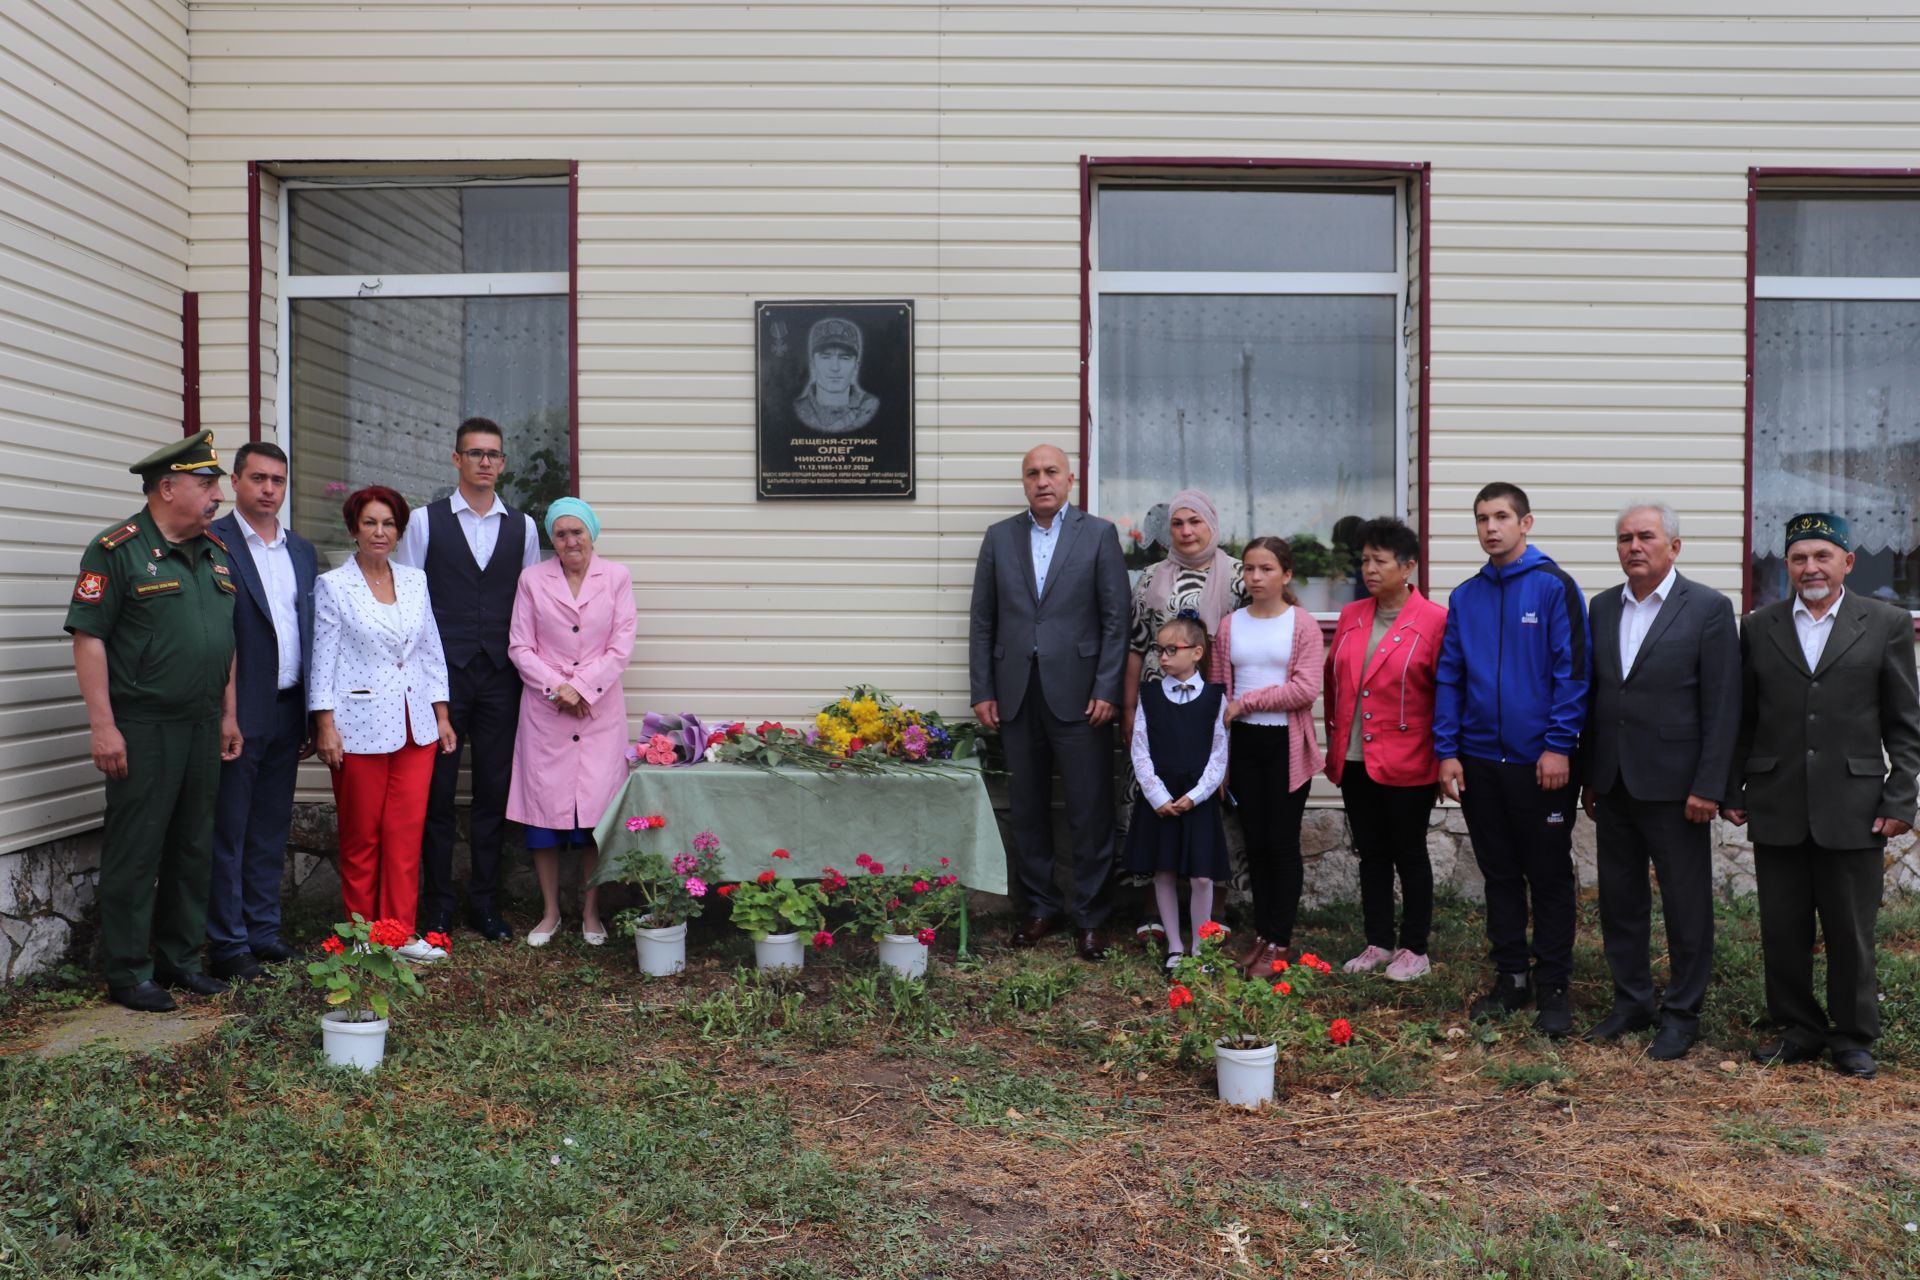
1322;517;1446;981
505;498;636;947
1208;536;1324;978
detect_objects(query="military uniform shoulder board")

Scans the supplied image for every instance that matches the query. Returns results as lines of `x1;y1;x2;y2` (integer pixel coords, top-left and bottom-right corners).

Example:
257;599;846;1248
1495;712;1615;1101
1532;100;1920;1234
98;523;140;549
205;530;229;552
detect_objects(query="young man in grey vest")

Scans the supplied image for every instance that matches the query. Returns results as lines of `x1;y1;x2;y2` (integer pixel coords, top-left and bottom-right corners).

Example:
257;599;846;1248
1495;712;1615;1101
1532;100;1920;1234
395;417;540;942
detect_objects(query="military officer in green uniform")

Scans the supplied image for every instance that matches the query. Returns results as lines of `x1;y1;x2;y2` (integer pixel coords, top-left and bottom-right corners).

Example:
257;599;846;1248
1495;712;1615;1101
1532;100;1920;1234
66;430;246;1012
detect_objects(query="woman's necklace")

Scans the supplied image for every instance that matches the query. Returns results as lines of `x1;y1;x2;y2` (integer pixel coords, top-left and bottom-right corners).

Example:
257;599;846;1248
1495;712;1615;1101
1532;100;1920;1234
356;554;390;588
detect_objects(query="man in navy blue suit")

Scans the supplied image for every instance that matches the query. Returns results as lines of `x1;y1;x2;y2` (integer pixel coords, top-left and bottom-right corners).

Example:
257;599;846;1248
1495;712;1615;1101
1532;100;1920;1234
207;442;317;980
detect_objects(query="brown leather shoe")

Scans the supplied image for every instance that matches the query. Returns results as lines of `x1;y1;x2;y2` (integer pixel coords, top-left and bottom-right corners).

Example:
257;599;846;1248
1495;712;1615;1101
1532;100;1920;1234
1076;928;1109;961
1009;915;1061;948
1238;941;1293;978
1234;938;1270;976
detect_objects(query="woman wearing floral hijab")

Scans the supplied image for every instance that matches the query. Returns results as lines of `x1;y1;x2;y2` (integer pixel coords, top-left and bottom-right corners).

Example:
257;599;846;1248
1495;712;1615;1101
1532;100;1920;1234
1121;489;1248;948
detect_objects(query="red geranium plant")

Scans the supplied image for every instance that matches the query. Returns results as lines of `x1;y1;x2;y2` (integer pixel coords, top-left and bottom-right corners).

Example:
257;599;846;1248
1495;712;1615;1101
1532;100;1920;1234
306;914;426;1022
724;848;835;945
1165;925;1355;1062
838;855;963;943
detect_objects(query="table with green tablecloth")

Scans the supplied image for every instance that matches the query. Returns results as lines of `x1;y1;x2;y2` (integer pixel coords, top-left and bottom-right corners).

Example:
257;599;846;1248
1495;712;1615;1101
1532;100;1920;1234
590;758;1004;952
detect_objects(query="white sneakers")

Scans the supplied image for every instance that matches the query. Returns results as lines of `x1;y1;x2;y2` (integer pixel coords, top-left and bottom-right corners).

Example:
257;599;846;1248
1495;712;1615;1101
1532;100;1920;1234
397;938;447;963
1343;944;1431;981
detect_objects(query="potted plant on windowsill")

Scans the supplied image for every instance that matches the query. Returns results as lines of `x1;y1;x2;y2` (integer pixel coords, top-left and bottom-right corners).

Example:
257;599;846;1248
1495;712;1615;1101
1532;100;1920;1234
840;855;963;978
1165;924;1354;1108
306;915;439;1071
602;816;722;977
719;848;835;972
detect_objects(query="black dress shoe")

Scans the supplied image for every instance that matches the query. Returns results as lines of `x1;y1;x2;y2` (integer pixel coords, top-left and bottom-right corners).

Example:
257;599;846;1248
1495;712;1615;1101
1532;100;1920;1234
469;913;514;943
1009;915;1062;949
1832;1048;1878;1079
1532;985;1573;1039
1584;1006;1655;1042
209;953;263;983
250;940;294;964
158;970;229;997
1750;1036;1823;1066
1648;1021;1698;1061
1469;971;1532;1020
108;981;177;1013
1075;927;1108;962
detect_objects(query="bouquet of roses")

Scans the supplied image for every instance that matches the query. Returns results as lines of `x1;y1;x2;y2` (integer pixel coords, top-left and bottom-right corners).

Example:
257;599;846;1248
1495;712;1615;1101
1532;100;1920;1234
719;847;836;947
306;914;434;1021
1164;924;1356;1060
837;854;963;943
627;712;709;768
602;817;723;928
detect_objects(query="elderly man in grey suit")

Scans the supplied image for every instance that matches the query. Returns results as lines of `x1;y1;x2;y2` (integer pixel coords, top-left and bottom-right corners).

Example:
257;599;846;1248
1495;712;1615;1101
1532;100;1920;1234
969;444;1129;960
1579;502;1739;1061
1723;512;1920;1080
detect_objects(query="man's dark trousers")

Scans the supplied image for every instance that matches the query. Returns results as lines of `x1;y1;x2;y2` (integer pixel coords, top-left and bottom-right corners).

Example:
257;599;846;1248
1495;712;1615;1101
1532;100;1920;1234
1000;660;1114;929
1755;839;1882;1052
1460;756;1578;986
1596;783;1714;1025
208;686;304;961
420;653;521;924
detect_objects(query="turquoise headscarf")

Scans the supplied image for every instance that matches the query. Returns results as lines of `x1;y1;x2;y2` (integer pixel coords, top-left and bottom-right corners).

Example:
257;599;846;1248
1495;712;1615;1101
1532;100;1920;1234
543;497;600;542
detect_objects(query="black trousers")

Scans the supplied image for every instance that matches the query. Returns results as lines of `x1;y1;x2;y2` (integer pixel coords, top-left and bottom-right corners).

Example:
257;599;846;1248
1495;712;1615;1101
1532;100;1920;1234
420;653;522;923
208;686;306;961
1595;783;1714;1026
1755;839;1882;1052
1000;665;1115;929
1339;764;1436;954
1230;722;1310;946
1459;756;1578;987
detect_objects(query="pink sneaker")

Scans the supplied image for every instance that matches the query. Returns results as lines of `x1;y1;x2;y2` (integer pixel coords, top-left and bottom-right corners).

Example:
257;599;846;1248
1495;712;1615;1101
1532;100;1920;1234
1343;944;1391;974
1384;948;1431;982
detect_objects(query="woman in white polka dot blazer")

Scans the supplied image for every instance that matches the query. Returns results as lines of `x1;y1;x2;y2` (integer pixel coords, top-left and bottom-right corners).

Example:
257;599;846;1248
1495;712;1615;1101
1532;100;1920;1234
310;486;458;962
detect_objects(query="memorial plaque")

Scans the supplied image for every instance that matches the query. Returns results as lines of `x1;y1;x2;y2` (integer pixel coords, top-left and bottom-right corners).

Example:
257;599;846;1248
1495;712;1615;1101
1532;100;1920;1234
755;300;914;499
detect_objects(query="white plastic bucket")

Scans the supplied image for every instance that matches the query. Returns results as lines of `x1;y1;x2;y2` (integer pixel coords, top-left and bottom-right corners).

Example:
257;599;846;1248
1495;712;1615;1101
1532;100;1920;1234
755;932;805;972
634;922;688;977
1214;1037;1279;1108
320;1010;389;1072
877;932;929;979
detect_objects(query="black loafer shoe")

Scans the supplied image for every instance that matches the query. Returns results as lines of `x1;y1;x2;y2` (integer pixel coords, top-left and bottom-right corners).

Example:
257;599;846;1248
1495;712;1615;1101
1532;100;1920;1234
1832;1048;1878;1080
1469;971;1533;1021
1584;1006;1655;1042
1750;1036;1823;1066
469;914;514;943
1532;985;1573;1039
250;940;294;964
208;953;262;983
108;981;177;1013
158;970;229;997
1648;1021;1698;1062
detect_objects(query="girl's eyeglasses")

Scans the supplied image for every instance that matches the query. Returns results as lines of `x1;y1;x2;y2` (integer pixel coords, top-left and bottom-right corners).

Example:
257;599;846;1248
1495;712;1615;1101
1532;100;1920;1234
1154;643;1198;657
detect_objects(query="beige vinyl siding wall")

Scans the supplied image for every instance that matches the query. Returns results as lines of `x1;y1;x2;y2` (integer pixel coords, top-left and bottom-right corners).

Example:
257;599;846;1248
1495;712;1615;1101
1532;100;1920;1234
184;1;1920;736
0;0;189;853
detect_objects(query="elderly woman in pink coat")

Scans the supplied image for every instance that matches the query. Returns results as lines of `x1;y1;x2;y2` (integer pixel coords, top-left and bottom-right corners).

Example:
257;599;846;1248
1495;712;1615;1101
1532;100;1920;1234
506;498;636;947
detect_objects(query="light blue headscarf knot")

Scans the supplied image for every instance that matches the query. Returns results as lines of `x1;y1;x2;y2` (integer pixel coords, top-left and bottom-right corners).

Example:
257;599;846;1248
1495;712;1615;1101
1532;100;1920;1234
543;497;600;541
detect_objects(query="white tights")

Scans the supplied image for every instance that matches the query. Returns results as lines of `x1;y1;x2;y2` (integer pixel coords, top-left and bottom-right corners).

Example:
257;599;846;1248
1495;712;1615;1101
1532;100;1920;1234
1154;872;1214;956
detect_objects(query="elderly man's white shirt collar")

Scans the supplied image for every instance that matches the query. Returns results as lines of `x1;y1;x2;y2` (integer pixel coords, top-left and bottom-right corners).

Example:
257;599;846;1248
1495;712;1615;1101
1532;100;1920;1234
1792;586;1846;621
1620;564;1678;608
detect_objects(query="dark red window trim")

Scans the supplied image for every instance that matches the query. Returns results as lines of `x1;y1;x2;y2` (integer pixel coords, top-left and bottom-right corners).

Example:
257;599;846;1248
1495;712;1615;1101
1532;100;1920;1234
245;161;581;484
1745;166;1920;632
181;291;199;438
1079;156;1433;591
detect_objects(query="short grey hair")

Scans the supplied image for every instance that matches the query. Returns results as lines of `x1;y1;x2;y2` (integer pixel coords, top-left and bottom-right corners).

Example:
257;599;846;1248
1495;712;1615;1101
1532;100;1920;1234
1616;501;1680;540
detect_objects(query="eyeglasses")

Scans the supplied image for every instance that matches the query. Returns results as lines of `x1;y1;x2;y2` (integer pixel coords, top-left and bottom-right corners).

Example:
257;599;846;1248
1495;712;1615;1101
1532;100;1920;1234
458;449;505;464
1154;643;1199;657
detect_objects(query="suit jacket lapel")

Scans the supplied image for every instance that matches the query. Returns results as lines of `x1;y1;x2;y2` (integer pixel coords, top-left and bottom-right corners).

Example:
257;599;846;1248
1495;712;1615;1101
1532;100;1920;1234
1038;507;1081;603
1590;590;1623;686
1811;593;1870;679
1765;602;1812;677
1012;513;1039;602
1624;578;1688;683
219;516;271;620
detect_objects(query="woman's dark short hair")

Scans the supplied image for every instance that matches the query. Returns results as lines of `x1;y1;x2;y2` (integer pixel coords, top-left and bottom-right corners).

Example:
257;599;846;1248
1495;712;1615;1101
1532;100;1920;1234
1356;517;1420;567
342;485;410;537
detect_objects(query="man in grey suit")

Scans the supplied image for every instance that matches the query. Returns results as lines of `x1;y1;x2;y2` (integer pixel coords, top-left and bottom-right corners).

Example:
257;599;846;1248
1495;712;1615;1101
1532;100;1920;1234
969;444;1129;960
1579;502;1739;1060
1723;512;1920;1080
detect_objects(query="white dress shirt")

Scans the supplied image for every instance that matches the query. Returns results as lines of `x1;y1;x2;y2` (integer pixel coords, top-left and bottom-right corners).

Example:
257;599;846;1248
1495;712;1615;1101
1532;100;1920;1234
1617;564;1678;677
393;487;540;572
241;517;302;690
1792;587;1845;672
1129;673;1230;810
1028;503;1066;597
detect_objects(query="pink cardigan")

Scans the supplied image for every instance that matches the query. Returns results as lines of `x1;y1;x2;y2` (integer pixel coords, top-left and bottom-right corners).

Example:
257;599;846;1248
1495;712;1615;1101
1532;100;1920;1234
1208;605;1326;786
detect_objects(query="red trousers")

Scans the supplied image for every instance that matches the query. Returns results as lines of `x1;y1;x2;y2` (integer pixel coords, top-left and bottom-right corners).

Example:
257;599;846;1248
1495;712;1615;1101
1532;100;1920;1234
332;739;435;933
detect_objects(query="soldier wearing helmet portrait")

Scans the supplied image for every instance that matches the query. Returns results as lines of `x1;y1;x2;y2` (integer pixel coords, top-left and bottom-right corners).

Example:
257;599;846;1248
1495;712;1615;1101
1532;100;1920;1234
792;316;881;435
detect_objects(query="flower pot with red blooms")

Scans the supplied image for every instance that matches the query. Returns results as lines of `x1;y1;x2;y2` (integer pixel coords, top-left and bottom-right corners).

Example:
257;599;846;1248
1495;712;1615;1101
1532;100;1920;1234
307;915;426;1071
722;849;834;973
1165;924;1355;1108
598;818;722;977
840;855;963;977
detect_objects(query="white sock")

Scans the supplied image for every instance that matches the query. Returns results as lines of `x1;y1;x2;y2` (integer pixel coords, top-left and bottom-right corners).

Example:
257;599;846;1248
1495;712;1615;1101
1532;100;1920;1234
1154;873;1185;955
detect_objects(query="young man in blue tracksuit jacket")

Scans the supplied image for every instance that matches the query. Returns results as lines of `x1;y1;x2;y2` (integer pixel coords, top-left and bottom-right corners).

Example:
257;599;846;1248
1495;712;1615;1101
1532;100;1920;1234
1434;481;1590;1037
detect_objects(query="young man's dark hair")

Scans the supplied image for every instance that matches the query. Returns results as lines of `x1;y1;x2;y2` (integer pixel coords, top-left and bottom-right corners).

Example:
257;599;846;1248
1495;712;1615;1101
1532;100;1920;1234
232;441;288;473
1472;481;1530;519
456;416;503;450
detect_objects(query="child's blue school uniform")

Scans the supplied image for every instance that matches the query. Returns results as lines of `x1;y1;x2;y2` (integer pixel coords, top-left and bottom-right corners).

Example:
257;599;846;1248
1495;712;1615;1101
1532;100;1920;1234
1123;675;1232;880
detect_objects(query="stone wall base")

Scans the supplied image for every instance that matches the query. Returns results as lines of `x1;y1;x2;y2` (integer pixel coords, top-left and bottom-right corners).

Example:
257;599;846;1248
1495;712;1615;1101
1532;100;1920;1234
0;833;101;983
